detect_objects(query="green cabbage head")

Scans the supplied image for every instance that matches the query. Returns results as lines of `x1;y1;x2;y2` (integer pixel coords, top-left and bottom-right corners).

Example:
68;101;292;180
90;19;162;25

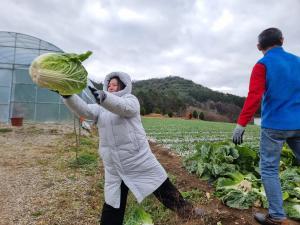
29;51;92;95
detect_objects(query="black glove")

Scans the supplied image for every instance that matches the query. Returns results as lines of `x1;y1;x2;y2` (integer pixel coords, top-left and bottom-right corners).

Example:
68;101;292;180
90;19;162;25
50;89;71;99
88;86;107;104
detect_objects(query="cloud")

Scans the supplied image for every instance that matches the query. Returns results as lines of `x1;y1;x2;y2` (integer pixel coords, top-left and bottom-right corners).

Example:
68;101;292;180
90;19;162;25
211;9;234;32
117;8;151;22
1;0;300;96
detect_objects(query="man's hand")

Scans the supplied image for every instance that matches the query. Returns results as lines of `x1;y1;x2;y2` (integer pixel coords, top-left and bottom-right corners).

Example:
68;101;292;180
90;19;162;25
88;86;107;104
232;124;245;145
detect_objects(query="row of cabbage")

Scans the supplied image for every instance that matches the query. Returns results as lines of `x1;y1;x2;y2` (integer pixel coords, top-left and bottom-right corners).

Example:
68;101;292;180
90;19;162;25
142;118;300;220
143;118;260;155
183;142;300;219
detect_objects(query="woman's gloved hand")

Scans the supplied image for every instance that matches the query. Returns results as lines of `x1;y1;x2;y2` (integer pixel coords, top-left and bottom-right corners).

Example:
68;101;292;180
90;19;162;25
50;90;71;99
88;86;107;104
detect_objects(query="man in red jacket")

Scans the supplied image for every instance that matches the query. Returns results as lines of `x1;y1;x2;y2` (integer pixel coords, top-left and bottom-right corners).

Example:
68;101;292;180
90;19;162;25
232;28;300;225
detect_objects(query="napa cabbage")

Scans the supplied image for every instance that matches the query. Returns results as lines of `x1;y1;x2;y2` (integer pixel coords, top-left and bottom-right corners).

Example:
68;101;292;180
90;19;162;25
184;143;239;180
29;51;92;95
284;201;300;219
215;172;267;209
125;207;153;225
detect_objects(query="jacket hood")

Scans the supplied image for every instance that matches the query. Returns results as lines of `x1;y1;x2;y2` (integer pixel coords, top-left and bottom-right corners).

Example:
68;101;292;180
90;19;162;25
103;72;132;96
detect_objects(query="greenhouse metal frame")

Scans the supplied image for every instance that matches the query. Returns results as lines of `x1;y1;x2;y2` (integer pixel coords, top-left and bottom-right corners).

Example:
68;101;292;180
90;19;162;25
0;31;75;123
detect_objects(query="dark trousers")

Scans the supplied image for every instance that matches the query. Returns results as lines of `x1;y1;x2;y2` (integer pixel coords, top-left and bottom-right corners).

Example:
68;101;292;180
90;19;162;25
100;178;192;225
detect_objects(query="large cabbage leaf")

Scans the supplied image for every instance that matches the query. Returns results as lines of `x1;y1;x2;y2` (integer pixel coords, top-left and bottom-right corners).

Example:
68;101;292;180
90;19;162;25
220;189;260;209
284;201;300;220
280;146;297;170
29;51;92;95
215;171;267;209
235;145;259;174
184;143;240;180
125;207;153;225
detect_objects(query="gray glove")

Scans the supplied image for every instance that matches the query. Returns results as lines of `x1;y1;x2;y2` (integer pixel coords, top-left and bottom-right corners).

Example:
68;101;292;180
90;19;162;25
232;124;245;145
88;86;107;104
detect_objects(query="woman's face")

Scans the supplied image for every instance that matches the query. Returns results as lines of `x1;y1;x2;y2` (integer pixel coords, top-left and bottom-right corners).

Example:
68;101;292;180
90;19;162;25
108;78;120;92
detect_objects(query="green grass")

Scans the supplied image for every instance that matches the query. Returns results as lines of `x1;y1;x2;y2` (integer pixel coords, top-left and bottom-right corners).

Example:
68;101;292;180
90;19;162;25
59;133;100;175
0;128;12;133
181;189;207;204
80;136;97;147
68;150;99;176
31;210;43;217
69;152;98;167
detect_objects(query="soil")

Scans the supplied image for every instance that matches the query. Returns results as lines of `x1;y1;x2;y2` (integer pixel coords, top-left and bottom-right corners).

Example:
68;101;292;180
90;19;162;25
0;123;103;225
0;123;299;225
143;113;166;118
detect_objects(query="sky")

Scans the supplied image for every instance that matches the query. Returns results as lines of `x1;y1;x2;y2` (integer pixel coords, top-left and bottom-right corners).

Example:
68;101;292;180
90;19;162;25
1;0;300;97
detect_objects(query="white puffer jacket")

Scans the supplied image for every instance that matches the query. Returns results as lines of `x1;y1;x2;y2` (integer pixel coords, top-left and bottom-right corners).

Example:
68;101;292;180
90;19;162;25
63;72;167;208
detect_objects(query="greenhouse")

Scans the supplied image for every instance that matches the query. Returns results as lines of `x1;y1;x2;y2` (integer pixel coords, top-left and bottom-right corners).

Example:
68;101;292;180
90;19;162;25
0;31;93;123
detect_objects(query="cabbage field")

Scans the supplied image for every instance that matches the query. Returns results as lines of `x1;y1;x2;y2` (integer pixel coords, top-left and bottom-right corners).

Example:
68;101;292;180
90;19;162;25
1;119;299;224
143;117;260;155
142;117;300;220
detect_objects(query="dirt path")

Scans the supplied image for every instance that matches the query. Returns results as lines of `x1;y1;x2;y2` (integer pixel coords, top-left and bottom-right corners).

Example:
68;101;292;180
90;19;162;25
0;125;62;224
0;124;102;225
0;123;299;225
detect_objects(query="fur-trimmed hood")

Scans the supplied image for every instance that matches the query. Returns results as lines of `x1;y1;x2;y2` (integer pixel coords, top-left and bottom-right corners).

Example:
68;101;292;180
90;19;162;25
103;72;132;96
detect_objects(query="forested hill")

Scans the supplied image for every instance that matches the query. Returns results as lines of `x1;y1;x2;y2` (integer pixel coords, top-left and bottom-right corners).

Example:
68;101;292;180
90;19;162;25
132;76;246;122
91;76;247;122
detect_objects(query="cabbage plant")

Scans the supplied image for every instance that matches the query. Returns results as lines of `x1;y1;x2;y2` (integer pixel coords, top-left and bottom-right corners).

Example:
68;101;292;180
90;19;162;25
125;207;153;225
29;51;92;95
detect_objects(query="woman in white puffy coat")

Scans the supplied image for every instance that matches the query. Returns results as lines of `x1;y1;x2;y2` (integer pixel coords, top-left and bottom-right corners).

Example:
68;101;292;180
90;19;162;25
62;72;204;225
